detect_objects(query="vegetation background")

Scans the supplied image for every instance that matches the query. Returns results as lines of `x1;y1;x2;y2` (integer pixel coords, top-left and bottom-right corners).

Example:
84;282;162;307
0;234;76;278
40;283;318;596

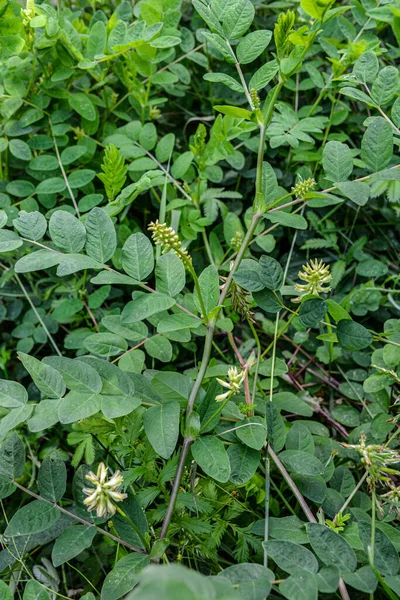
0;0;400;598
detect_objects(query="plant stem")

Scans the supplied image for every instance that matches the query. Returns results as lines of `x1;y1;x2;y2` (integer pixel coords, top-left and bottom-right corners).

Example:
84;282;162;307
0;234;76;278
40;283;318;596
159;72;283;542
267;447;351;600
370;487;376;567
12;481;147;555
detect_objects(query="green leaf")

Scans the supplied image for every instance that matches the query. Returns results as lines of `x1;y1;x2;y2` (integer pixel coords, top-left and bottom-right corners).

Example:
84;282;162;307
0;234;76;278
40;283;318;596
323;141;353;182
192;0;224;35
52;525;97;567
336;319;373;351
353;51;379;83
191;436;231;482
371;66;399;106
336;181;370;206
265;400;286;451
237;30;272;64
28;400;61;433
15;249;62;273
222;0;255;40
340;87;376;106
122;292;175;324
292;474;327;503
56;254;105;277
0;581;13;600
213;105;252;119
195;265;220;315
91;271;139;286
5;500;60;536
299;297;327;327
9;139;32;161
19;352;66;398
151;372;193;404
0;433;25;479
265;211;308;229
171;151;194;179
43;356;102;393
259;255;284;291
316;565;340;593
361;117;393;172
233;259;265;292
0;474;16;499
227;443;260;484
279;568;318;600
342;566;378;593
87;21;107;59
306;523;357;572
69;93;97;121
249;60;279;92
49;211;86;253
279;450;324;476
262;161;278;207
0;379;27;408
143;401;180;459
358;522;399;576
286;422;314;454
235;416;267;450
220;563;273;599
85;207;116;263
101;553;150;600
155;253;185;296
13;210;47;241
36;177;66;194
23;581;50;600
84;333;128;357
122;233;154;281
0;405;33;440
0;230;22;253
58;392;101;424
38;455;66;502
155;133;175;163
144;336;173;363
263;540;318;574
157;313;201;334
203;72;243;93
301;0;326;19
68;169;96;189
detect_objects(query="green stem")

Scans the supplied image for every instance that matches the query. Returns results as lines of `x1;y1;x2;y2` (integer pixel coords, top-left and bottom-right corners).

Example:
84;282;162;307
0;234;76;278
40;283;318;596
200;394;232;433
370;488;376;567
12;481;147;555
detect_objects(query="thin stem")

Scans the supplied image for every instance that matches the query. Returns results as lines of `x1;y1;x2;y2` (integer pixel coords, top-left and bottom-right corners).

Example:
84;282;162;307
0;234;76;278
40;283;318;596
12;481;147;555
50;125;80;218
335;471;368;520
370;487;376;567
264;455;270;568
267;446;316;522
159;438;192;539
14;274;62;356
267;446;351;600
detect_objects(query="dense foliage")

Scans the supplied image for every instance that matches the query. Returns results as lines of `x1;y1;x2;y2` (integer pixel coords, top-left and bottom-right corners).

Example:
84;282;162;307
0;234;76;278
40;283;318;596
0;0;400;598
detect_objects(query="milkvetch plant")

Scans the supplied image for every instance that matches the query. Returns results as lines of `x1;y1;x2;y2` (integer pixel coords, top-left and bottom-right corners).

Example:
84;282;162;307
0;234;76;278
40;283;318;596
0;0;400;599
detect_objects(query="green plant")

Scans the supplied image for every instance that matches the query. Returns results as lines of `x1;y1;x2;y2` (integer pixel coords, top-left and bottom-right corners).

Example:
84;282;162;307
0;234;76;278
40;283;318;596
0;0;400;599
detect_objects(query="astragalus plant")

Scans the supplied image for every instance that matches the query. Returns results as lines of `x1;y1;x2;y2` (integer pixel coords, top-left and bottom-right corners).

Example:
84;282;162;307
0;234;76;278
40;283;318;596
0;0;400;599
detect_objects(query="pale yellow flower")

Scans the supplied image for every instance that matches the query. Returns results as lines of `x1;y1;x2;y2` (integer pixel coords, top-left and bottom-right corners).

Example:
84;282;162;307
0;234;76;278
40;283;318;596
294;258;331;299
83;462;127;519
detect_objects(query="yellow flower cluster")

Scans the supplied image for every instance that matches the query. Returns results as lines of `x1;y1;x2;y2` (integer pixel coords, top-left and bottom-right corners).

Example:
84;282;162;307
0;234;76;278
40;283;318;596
291;177;316;198
216;366;245;402
83;462;127;519
148;220;192;267
294;258;331;298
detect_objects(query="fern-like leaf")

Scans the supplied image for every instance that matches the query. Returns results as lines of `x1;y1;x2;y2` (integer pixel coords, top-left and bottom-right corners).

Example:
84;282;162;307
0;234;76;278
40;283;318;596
98;144;127;201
